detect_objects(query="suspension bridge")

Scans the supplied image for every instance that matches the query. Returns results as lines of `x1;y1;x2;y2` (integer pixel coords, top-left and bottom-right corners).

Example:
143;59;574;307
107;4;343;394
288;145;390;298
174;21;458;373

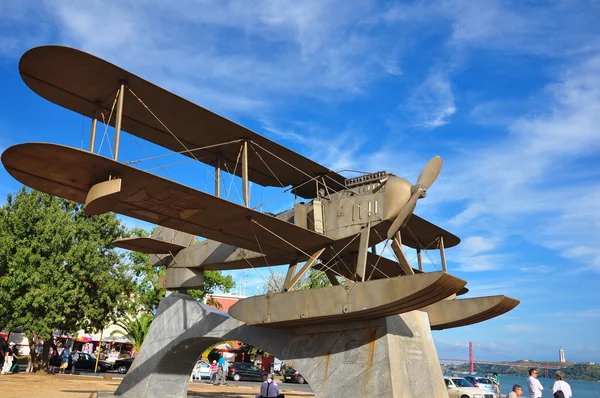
438;342;564;377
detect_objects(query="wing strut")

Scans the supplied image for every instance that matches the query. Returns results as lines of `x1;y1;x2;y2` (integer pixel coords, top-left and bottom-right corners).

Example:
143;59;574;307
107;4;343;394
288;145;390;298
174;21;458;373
439;235;448;272
355;222;371;282
324;270;340;286
242;140;249;207
215;153;222;198
114;81;126;160
417;248;423;271
282;248;326;292
89;102;100;153
391;232;415;276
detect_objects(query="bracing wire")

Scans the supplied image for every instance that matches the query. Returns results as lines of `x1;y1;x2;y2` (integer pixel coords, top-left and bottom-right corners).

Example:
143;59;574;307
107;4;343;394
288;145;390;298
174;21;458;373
127;87;256;203
127;135;173;178
123;139;243;165
114;87;416;292
366;238;392;281
222;145;244;204
80;115;85;150
248;222;281;291
250;141;378;218
248;142;285;188
97;89;119;158
405;226;441;271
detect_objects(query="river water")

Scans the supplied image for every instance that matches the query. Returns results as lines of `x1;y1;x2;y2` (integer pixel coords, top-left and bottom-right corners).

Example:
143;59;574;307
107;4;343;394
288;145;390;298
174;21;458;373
465;374;600;397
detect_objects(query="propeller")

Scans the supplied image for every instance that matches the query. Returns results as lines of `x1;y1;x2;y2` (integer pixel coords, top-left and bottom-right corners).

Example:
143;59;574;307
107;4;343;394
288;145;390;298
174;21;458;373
386;156;443;240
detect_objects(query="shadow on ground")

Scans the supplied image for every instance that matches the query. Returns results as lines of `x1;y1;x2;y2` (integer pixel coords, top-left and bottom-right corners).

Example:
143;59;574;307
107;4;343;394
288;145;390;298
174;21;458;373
188;393;310;397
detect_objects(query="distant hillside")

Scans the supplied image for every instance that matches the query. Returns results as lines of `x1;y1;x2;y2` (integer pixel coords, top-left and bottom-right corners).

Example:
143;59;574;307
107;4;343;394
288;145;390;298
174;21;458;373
441;362;600;382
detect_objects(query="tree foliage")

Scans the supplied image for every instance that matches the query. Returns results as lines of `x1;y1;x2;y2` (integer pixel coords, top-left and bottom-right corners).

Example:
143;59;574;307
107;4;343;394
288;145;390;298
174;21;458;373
126;227;165;314
0;188;134;340
261;268;333;294
110;313;154;355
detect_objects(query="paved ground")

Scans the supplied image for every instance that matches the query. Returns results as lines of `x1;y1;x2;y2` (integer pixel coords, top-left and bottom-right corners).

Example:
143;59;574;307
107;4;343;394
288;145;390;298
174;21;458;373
191;378;314;394
0;372;315;398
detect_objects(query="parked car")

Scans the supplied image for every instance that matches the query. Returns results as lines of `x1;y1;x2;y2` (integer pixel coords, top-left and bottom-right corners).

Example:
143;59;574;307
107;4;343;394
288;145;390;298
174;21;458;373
444;377;494;398
113;357;135;374
271;360;282;375
282;367;307;384
191;359;211;380
227;362;267;382
463;376;496;394
49;352;113;372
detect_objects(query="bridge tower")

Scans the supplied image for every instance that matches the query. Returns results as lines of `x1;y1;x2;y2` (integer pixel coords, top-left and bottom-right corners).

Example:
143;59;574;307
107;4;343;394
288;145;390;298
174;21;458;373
469;342;474;374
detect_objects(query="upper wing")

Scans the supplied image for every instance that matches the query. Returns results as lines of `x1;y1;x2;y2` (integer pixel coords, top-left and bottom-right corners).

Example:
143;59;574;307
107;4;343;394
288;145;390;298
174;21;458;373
18;46;346;199
403;214;460;248
2;143;334;258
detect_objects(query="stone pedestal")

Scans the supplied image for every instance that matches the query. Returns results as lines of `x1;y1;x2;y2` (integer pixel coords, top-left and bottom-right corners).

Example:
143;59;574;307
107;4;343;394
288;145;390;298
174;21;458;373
112;292;447;398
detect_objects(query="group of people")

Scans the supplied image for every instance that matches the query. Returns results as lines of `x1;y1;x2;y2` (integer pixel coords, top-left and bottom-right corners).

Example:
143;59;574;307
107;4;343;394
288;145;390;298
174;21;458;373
197;356;283;397
0;341;19;375
505;367;572;398
209;356;229;385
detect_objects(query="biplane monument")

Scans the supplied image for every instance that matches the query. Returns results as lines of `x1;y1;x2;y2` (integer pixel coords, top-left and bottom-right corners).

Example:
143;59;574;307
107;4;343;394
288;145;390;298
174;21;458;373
2;46;519;398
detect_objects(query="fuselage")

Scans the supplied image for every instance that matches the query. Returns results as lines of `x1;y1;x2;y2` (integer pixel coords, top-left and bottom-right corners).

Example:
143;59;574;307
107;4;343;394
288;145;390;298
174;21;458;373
166;173;414;270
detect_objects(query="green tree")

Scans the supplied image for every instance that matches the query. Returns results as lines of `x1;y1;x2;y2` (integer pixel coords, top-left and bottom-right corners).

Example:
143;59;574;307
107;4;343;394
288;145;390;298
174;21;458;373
127;228;165;314
110;314;154;355
237;342;264;363
0;188;134;368
261;268;334;293
127;227;235;314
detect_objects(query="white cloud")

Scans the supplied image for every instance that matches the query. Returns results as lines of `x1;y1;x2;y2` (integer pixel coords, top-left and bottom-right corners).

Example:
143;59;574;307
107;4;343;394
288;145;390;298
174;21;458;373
463;275;538;299
548;309;600;320
405;72;456;129
503;323;543;333
27;0;415;114
445;0;600;57
431;54;600;272
518;266;551;273
259;118;416;176
2;0;600;278
469;101;523;126
459;236;496;255
449;203;486;226
450;236;509;272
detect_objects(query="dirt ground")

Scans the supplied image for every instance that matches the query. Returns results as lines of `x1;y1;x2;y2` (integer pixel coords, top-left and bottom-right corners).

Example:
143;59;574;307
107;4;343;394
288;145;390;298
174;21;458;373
0;373;315;398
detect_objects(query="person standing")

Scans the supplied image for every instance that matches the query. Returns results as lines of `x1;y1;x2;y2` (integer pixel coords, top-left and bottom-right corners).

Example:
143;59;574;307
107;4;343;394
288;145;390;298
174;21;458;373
219;359;229;385
1;342;16;374
209;360;218;384
550;371;572;398
0;339;6;370
506;384;523;398
71;349;80;375
492;372;501;397
215;355;227;385
48;344;58;374
9;343;19;373
59;346;70;375
526;368;544;398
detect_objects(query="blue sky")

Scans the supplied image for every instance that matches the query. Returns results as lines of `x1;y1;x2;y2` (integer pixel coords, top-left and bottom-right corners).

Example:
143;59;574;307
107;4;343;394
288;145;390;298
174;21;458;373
1;0;599;364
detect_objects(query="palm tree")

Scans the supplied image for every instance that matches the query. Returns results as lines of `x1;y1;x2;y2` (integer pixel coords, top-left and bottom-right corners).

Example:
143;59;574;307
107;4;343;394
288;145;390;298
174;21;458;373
110;314;154;356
